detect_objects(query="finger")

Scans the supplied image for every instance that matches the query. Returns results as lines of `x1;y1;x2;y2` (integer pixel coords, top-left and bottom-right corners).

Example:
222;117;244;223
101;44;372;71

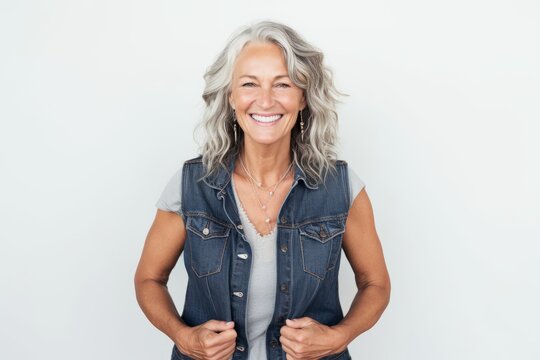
279;334;294;349
215;342;236;360
201;340;235;360
199;338;235;360
286;317;316;328
279;324;297;340
203;320;235;332
202;328;237;348
284;347;299;360
280;334;305;357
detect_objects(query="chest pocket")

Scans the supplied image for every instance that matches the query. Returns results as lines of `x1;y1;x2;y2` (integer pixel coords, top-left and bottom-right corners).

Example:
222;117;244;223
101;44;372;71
186;215;231;278
299;217;346;280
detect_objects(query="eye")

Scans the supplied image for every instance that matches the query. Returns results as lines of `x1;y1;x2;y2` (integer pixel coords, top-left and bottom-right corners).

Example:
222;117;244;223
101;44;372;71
241;82;256;87
276;83;291;88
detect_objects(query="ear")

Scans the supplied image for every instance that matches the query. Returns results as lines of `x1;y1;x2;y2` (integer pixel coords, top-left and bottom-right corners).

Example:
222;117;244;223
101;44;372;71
300;93;307;111
229;94;235;110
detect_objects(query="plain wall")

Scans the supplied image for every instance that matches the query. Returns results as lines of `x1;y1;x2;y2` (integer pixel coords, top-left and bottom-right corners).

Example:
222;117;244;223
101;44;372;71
1;0;539;359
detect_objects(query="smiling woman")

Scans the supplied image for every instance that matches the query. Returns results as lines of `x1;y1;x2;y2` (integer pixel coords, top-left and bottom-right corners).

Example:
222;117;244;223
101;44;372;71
134;20;391;360
229;42;306;149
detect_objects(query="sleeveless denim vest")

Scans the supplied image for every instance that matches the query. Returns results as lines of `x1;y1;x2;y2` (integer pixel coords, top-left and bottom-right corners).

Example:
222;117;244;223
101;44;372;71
171;153;353;360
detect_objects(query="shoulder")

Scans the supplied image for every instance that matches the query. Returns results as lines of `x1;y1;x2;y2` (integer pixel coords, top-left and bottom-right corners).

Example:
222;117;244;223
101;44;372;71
184;154;203;165
182;155;204;174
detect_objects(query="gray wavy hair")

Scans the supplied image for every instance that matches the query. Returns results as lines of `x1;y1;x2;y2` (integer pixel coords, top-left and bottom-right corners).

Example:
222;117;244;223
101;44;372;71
196;20;346;185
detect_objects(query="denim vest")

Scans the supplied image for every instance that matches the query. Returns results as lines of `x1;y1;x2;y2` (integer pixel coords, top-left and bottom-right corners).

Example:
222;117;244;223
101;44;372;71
171;153;352;360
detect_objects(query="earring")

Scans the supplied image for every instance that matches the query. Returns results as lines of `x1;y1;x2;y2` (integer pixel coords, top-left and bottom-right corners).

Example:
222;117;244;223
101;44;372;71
233;110;237;144
300;110;304;142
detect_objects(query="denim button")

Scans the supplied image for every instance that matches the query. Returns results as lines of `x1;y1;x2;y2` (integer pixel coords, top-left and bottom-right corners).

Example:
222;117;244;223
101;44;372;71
202;227;210;235
270;339;278;348
237;253;248;259
280;283;288;293
233;291;244;297
236;345;245;351
280;244;288;253
281;216;287;223
237;224;243;230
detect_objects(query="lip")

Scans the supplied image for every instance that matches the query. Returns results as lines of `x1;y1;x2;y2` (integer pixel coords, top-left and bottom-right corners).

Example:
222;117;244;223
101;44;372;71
249;113;283;116
249;113;283;126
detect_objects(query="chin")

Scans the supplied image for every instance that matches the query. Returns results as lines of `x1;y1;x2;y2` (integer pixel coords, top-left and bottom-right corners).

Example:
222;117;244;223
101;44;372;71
244;133;288;146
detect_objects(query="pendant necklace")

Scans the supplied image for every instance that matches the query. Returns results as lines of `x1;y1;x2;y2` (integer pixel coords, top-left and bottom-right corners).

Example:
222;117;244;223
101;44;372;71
239;156;293;232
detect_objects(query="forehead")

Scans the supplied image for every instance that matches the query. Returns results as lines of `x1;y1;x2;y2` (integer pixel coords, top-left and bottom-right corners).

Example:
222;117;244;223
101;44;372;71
233;41;287;73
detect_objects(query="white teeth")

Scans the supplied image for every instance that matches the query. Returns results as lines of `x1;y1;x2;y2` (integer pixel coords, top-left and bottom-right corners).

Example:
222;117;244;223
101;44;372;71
250;114;282;123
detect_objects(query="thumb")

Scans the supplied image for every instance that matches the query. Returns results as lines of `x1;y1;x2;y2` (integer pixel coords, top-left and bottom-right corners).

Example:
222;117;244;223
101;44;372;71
286;317;314;328
202;320;235;332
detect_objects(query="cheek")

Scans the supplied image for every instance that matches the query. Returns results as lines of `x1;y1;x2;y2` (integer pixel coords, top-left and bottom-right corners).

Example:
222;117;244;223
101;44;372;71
235;93;256;108
275;92;304;109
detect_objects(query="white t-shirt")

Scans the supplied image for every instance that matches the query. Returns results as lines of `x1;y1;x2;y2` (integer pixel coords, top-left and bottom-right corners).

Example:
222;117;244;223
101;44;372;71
155;165;365;359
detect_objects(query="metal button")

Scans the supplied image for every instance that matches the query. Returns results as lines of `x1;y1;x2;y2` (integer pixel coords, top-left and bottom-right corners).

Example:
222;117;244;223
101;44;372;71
237;224;243;230
270;339;279;348
319;224;327;238
237;253;248;259
280;244;288;253
202;227;210;235
281;216;287;224
233;291;244;297
236;345;245;352
280;283;288;293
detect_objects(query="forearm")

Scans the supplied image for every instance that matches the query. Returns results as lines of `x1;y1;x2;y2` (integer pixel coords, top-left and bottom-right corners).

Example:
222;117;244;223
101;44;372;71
331;283;390;348
135;278;190;344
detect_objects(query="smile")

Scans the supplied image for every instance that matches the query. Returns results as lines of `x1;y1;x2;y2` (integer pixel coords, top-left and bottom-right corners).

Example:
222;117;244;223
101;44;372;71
249;113;283;124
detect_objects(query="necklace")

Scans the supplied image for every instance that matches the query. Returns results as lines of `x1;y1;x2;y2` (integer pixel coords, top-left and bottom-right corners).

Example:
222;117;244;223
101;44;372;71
239;156;294;196
238;155;293;232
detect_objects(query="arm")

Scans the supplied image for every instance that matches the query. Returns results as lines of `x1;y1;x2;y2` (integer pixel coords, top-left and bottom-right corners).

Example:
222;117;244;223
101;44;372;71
135;210;238;359
279;188;391;358
332;188;391;348
134;209;190;345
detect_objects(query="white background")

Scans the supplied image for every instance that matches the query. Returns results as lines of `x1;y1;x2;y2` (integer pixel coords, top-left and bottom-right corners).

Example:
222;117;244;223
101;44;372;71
1;1;539;359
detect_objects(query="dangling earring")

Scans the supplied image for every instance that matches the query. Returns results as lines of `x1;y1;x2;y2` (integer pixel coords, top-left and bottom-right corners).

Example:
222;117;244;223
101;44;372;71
233;109;237;144
300;110;305;142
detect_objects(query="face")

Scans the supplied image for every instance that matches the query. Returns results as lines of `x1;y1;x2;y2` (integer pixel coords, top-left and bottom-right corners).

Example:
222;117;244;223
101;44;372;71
228;41;306;148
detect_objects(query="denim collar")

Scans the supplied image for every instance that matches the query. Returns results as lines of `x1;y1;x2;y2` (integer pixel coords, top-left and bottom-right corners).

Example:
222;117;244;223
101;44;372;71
202;151;319;191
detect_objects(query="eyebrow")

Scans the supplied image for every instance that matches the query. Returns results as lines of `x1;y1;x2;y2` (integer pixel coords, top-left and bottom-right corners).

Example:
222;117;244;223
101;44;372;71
239;75;290;80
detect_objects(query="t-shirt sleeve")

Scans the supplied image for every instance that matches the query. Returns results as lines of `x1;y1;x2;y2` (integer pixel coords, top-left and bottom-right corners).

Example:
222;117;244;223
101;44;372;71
348;166;366;207
155;167;183;217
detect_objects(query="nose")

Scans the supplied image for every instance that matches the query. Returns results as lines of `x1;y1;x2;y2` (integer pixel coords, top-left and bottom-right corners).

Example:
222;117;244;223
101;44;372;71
256;86;275;108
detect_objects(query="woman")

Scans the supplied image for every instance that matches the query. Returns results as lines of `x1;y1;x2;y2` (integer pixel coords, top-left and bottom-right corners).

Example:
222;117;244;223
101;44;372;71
134;21;390;360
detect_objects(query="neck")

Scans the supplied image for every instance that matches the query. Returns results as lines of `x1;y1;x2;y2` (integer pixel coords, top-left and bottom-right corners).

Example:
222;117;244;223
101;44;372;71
236;137;293;186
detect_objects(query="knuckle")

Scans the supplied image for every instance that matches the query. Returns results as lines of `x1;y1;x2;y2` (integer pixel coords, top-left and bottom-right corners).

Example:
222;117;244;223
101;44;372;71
205;349;218;359
201;338;211;347
294;343;304;354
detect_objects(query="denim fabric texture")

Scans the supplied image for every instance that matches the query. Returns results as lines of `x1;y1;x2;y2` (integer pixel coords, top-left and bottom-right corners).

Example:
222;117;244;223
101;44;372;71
172;153;352;360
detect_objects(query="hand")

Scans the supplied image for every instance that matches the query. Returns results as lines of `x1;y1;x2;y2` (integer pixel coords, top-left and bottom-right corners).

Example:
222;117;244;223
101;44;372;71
175;320;237;360
279;317;348;360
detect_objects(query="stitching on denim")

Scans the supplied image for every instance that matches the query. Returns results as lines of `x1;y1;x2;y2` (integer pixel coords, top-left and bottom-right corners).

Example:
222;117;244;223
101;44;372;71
190;235;228;278
183;212;233;228
205;276;219;318
300;235;326;281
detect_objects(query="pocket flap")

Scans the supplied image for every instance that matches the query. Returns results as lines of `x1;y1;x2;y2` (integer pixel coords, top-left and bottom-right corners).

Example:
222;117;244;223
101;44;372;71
187;215;231;239
298;218;345;243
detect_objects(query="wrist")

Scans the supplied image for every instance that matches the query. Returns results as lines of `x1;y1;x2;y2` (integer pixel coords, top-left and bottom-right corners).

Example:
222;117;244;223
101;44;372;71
171;322;191;349
330;324;352;352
